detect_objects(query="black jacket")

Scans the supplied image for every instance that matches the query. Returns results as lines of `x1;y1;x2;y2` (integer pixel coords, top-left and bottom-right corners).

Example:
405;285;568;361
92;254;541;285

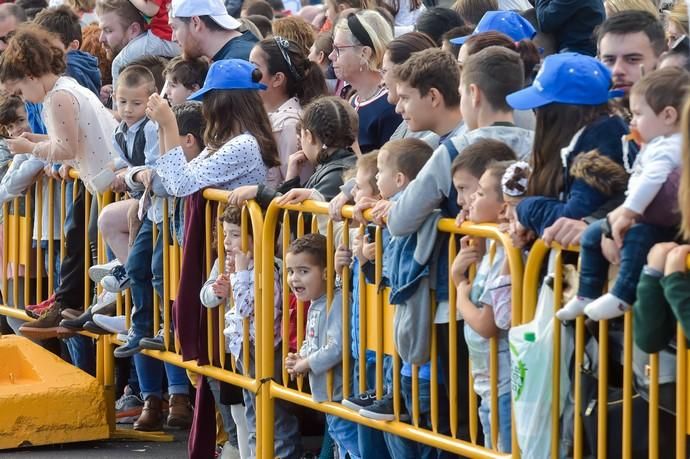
536;0;605;57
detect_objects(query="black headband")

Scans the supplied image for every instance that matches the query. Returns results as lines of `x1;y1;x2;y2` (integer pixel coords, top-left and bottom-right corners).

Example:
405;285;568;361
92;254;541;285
347;13;375;50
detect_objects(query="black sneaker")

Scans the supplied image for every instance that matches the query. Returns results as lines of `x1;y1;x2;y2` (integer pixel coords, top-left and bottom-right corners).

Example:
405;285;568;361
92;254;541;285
342;389;377;411
359;393;410;422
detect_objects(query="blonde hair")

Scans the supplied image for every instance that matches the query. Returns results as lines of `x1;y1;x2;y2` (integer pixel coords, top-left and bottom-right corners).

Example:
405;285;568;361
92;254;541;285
604;0;658;17
334;9;393;71
665;1;689;36
67;0;95;12
680;96;690;240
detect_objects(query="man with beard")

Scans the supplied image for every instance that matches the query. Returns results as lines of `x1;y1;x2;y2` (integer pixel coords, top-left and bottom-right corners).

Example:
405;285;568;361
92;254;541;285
169;0;258;62
96;0;178;105
540;10;666;248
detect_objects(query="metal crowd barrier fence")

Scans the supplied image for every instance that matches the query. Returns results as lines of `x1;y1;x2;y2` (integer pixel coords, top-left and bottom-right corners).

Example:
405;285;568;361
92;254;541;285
1;175;689;459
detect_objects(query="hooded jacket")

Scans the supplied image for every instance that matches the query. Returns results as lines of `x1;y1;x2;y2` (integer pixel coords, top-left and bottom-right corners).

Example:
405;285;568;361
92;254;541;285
66;50;101;97
388;123;534;302
517;115;629;236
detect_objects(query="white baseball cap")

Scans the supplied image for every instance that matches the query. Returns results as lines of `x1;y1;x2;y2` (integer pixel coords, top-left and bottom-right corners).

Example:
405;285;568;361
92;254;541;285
171;0;242;30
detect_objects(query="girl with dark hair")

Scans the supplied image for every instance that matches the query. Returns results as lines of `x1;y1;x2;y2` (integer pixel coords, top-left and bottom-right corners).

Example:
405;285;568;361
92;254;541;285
148;59;280;197
250;36;329;185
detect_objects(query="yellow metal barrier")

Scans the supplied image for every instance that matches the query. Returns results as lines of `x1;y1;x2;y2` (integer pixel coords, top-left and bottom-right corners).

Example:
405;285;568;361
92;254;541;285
1;175;690;459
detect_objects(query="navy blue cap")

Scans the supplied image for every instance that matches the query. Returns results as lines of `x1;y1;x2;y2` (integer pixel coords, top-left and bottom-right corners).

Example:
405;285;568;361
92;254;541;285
506;53;624;110
188;59;266;101
450;11;536;45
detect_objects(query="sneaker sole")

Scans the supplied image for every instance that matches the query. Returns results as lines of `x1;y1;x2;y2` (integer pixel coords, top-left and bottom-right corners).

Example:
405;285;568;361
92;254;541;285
358;409;396;422
92;316;127;334
341;399;372;411
89;265;120;283
116;415;139;424
19;326;60;340
114;344;142;358
139;342;166;352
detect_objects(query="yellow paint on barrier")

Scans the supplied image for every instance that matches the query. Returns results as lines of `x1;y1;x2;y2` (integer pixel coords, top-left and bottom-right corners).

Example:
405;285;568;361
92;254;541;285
0;335;109;449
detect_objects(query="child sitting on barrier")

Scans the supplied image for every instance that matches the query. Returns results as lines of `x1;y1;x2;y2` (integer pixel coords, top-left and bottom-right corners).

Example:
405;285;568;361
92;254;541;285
201;204;301;458
285;233;361;459
557;67;689;322
452;160;517;453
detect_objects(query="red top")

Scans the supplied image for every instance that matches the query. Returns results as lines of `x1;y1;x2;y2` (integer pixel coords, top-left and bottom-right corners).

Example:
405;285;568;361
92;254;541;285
147;0;172;42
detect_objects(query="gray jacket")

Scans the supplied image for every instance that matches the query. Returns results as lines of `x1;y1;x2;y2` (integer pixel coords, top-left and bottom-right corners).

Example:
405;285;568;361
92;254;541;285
388;124;534;237
300;289;345;403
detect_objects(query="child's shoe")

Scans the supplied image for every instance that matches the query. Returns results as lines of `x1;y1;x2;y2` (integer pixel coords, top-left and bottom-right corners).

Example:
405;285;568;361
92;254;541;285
93;314;127;334
359;393;409;422
91;291;118;314
116;385;144;424
342;388;377;411
584;293;630;321
555;296;593;321
89;259;122;282
140;329;167;351
19;303;62;339
114;328;145;358
101;265;131;293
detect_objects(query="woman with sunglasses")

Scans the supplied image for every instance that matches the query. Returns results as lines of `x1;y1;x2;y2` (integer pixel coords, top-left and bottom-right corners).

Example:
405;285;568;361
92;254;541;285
250;36;328;186
330;9;401;153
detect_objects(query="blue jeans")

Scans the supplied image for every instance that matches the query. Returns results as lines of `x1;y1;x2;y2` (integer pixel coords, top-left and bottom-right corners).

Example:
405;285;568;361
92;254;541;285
326;414;361;459
65;336;96;376
134;353;189;400
578;219;672;304
353;356;393;459
383;376;436;459
125;217;155;337
132;220;186;400
478;392;511;453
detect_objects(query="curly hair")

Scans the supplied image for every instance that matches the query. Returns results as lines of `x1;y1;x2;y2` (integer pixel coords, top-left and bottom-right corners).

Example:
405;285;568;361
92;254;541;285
301;96;357;163
272;16;316;54
0;24;66;82
287;233;327;268
81;23;112;85
0;92;24;126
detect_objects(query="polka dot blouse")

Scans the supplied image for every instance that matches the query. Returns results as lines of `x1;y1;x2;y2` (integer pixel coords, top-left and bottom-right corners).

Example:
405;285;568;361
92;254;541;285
156;132;268;197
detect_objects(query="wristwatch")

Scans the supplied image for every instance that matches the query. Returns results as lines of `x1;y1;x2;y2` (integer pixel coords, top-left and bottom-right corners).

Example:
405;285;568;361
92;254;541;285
601;216;614;239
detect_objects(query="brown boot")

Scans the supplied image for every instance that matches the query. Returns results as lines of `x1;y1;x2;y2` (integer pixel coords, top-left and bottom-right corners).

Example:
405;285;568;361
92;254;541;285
133;396;164;431
167;394;193;429
19;303;61;340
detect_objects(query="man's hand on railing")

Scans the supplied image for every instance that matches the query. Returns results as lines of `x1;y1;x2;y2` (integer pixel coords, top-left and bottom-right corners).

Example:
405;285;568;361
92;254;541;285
227;185;259;207
276;188;316;206
542;217;587;247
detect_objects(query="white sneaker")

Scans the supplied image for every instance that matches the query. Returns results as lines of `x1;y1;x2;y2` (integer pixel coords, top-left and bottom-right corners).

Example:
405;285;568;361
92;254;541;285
93;314;127;334
584;293;630;321
116;331;128;342
220;442;241;459
92;291;118;314
89;259;122;283
101;265;130;293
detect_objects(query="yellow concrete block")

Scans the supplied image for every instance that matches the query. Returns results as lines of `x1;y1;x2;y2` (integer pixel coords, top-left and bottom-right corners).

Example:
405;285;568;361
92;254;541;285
0;335;109;449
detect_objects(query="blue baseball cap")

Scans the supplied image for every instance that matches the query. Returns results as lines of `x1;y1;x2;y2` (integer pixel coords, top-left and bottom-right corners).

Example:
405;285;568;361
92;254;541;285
188;59;266;101
450;11;536;45
506;53;624;110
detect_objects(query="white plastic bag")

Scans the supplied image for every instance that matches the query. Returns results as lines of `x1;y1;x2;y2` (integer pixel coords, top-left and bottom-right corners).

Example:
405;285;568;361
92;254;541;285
509;252;570;459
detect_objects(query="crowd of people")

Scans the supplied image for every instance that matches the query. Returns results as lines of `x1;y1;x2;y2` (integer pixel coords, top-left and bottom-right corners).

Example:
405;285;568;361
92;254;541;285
0;0;689;457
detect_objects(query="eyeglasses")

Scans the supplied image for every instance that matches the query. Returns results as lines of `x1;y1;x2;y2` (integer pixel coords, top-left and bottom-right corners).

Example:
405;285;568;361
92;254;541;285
332;44;359;58
273;36;302;81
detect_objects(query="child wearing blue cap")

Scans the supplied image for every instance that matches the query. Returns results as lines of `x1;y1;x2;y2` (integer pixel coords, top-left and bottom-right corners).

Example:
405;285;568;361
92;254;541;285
508;53;630;238
148;59;281;197
557;67;689;322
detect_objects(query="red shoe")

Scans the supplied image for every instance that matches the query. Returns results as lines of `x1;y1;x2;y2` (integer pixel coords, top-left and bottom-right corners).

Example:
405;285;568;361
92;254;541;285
25;294;56;319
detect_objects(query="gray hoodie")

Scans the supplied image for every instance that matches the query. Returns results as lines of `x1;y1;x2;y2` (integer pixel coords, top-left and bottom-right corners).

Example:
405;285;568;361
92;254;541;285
300;289;345;403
